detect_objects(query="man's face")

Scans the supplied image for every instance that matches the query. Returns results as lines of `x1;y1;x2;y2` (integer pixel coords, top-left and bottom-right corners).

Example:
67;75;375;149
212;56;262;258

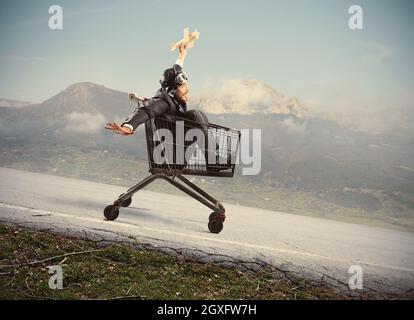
175;83;189;103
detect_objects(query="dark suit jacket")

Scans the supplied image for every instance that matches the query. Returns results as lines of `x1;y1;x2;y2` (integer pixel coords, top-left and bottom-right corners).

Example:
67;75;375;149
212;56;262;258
122;89;188;131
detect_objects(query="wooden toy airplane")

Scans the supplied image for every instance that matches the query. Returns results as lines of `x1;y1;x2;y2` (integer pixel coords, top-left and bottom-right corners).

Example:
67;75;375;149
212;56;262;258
170;27;200;51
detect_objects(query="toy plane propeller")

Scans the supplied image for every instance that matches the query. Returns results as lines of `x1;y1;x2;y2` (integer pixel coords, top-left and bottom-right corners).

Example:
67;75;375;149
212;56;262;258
170;27;200;51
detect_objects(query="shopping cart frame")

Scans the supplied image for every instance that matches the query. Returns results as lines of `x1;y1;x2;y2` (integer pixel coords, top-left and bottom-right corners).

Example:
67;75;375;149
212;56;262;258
104;96;241;234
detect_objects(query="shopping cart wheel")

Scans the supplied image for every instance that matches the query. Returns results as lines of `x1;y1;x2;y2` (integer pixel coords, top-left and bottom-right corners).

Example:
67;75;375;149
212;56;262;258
208;212;224;234
118;194;132;207
104;205;119;221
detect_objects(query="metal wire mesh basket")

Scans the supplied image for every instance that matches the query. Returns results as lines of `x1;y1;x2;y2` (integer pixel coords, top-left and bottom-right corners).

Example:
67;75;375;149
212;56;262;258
145;115;240;177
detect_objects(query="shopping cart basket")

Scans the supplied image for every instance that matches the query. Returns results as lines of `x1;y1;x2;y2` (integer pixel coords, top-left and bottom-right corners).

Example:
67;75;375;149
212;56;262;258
103;96;241;234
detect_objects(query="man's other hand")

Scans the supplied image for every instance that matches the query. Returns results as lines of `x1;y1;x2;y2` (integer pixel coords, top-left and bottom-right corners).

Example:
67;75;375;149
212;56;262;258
105;122;134;135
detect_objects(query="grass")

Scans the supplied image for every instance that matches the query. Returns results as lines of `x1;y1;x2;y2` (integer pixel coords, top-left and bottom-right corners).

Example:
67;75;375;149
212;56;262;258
0;223;347;300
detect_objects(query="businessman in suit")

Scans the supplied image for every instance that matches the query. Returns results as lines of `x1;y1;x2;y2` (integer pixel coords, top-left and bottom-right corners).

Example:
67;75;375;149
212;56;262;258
105;44;216;168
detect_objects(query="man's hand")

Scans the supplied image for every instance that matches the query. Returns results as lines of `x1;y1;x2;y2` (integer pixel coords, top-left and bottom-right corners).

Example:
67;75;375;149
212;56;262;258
105;122;134;136
178;43;187;59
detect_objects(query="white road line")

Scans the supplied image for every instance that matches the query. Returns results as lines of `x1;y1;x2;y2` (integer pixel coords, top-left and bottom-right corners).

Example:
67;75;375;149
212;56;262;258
1;201;414;273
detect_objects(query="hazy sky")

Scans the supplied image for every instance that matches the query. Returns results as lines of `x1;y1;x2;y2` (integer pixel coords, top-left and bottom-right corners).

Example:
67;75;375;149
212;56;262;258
0;0;413;116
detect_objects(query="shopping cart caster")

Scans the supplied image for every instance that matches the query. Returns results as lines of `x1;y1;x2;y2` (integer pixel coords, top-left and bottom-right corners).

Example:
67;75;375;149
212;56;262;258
208;212;224;234
118;194;132;207
104;205;119;221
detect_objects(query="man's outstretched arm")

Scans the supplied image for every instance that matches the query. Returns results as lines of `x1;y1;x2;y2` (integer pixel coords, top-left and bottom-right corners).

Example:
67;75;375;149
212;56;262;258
175;43;187;67
105;98;169;135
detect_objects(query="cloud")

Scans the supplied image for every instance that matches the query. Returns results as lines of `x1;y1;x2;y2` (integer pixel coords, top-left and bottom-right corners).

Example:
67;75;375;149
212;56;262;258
193;78;306;117
304;86;414;134
64;112;105;133
197;77;414;136
280;118;307;134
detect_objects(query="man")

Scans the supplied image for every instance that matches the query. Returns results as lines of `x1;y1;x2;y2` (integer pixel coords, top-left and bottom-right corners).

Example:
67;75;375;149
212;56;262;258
105;44;214;168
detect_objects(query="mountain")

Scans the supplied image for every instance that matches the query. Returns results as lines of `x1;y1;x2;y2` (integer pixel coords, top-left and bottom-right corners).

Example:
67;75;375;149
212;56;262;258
189;79;307;117
0;82;142;153
1;81;413;200
22;82;133;118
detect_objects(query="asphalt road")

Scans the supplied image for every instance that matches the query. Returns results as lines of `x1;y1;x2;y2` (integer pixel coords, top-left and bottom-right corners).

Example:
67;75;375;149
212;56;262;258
0;167;413;297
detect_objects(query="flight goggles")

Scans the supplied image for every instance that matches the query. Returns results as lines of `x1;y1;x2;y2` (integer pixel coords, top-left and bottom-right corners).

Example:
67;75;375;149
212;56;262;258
175;72;188;86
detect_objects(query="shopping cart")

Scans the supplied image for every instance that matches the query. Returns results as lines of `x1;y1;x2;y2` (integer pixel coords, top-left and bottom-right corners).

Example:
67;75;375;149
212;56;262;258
103;96;241;234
